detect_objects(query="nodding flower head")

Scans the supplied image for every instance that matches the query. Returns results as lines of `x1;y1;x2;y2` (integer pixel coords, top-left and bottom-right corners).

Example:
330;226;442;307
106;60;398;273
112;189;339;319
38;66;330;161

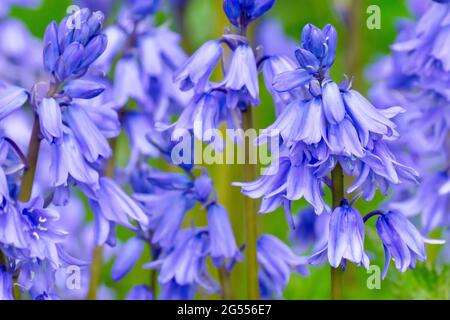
309;200;369;269
223;0;276;28
43;8;107;83
376;210;445;279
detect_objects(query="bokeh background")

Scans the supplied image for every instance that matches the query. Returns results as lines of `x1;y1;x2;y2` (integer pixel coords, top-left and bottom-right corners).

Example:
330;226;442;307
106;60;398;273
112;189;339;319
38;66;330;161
7;0;449;299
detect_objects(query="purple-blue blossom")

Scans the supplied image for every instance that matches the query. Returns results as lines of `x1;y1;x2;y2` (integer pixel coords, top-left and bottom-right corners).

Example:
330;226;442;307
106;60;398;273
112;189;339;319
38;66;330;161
367;210;445;278
223;0;276;28
257;234;308;298
309;200;370;269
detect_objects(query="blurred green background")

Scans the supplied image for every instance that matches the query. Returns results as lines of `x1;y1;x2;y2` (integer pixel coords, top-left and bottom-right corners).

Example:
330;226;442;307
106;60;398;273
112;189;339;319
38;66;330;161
10;0;449;300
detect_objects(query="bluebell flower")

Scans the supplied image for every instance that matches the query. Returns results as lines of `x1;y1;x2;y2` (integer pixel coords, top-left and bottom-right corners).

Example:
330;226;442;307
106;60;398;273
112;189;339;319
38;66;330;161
218;44;260;109
207;203;242;267
36;97;62;144
390;172;449;233
0;267;13;300
124;112;160;170
342;89;398;145
127;0;161;18
146;171;194;191
235;144;330;215
112;238;144;282
223;0;275;28
64;104;112;163
260;55;297;115
194;173;214;203
257;19;297;59
75;0;114;17
238;22;418;232
0;0;41;17
309;200;369;269
173;91;227;149
18;259;61;300
159;280;197;300
174;40;223;93
113;56;148;107
407;0;431;17
45;131;100;187
0;81;28;121
0;197;68;268
43;9;107;82
300;24;337;71
0;19;43;88
367;0;450;251
257;234;308;298
375;211;445;278
259;97;326;145
92;177;150;231
62;79;106;99
126;285;153;300
17;197;68;267
145;230;219;294
290;207;329;253
134;189;195;248
0;202;27;249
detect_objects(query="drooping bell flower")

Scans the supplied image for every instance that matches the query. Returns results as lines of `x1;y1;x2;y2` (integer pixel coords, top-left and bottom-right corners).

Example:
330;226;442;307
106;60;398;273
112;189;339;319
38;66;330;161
376;211;445;279
257;234;308;298
309;200;370;269
207;203;243;268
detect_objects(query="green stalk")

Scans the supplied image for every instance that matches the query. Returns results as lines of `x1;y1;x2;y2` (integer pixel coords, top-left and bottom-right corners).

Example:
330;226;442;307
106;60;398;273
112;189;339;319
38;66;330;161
242;108;259;300
218;267;233;300
87;246;104;300
87;138;118;300
18;117;41;203
330;164;344;300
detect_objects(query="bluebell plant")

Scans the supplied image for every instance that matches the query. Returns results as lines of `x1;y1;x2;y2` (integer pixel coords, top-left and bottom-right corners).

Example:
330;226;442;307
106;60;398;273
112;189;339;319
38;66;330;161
368;0;450;263
0;0;447;301
235;21;444;298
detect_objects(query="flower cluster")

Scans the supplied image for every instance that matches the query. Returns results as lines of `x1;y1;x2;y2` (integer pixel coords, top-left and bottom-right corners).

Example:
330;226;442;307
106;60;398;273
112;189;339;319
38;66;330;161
110;152;244;299
0;0;446;301
0;7;144;299
235;22;443;274
368;0;450;258
171;0;278;149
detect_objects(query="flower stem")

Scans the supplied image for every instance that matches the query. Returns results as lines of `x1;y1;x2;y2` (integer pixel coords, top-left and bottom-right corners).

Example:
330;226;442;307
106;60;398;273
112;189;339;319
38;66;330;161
218;267;233;300
87;138;118;300
331;163;344;300
242;108;259;300
87;246;103;300
18;117;41;202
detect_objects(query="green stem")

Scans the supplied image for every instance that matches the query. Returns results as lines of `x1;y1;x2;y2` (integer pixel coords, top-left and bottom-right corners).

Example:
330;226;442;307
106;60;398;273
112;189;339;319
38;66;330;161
149;243;158;298
218;267;233;300
330;164;344;300
242;108;259;300
18;117;41;203
87;138;118;300
87;246;104;300
345;0;363;87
